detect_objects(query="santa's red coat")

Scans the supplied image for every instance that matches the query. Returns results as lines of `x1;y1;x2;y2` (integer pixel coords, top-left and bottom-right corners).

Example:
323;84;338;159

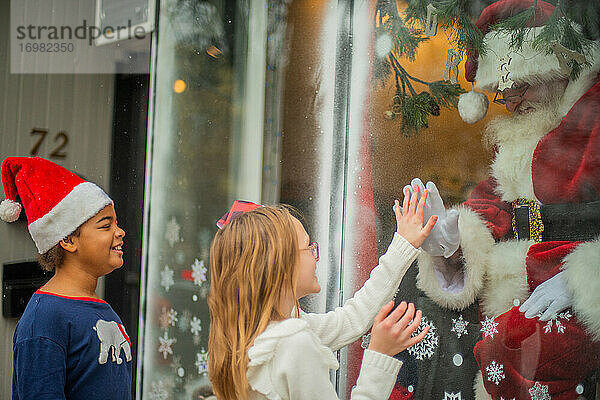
466;81;600;399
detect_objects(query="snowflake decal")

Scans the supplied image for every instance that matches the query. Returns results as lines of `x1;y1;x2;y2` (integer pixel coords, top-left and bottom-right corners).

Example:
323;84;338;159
191;258;207;286
178;310;191;332
528;381;550;400
158;331;177;359
159;307;178;328
195;348;209;375
165;217;181;247
407;315;438;360
543;311;572;334
481;316;499;339
486;360;505;385
444;392;462;400
361;332;371;349
160;265;175;292
451;315;469;338
190;316;202;337
149;380;169;400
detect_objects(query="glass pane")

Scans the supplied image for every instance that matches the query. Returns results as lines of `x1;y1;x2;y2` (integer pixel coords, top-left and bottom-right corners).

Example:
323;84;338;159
139;1;258;398
339;0;600;399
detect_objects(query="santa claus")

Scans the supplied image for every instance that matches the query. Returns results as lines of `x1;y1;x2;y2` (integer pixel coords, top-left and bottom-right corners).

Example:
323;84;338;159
406;0;600;398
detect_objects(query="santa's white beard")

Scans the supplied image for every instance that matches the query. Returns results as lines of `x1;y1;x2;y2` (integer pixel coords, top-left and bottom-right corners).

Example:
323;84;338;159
485;103;563;202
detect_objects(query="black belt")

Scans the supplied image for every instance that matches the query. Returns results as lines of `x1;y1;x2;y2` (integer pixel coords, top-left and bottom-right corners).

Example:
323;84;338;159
512;199;600;242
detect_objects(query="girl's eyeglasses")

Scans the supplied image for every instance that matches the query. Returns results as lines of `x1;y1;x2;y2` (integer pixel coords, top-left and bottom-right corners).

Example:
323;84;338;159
302;242;319;261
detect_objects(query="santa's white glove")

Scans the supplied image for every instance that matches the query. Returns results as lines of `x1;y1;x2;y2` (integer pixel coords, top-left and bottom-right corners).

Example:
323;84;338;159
403;178;460;258
519;270;573;321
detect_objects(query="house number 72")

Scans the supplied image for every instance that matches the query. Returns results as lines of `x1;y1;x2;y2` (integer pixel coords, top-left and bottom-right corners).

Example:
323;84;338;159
29;128;69;159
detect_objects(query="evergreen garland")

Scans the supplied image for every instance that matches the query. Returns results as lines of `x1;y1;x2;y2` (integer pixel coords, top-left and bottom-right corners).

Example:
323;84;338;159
375;0;465;136
377;0;599;135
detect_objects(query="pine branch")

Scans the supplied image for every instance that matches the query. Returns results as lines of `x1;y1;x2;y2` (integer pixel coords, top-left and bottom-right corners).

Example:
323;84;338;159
434;0;486;55
428;80;465;108
491;1;537;51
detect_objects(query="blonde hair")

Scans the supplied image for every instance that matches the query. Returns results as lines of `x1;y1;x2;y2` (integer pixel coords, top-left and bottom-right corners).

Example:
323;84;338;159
208;205;301;400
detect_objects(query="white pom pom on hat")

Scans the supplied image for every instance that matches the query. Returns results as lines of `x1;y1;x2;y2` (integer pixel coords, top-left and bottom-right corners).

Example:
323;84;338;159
458;90;489;124
0;198;21;222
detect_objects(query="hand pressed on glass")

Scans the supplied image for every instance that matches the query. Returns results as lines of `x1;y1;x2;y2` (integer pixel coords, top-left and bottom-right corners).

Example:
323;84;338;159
368;301;429;356
394;183;438;249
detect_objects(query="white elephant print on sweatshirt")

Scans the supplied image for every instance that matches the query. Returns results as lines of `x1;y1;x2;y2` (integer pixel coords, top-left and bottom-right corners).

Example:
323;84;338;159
93;319;132;365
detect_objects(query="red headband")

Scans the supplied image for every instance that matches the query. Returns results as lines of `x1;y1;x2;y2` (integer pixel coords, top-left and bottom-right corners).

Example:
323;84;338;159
216;200;263;228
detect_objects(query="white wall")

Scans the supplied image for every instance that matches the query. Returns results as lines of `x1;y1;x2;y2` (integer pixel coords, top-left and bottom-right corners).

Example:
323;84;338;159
0;0;115;396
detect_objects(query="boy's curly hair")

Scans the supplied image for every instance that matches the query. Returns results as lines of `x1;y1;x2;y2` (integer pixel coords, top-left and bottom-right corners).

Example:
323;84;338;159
37;228;81;271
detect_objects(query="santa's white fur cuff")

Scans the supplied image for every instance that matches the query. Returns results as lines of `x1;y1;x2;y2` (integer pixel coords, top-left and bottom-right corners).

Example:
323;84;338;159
417;206;493;310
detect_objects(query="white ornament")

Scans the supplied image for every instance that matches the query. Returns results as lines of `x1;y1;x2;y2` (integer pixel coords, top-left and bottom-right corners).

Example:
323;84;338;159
190;316;202;337
480;316;499;339
458;91;488;124
529;381;551;400
486;360;505;385
407;315;439;360
195;348;209;375
451;315;469;338
165;217;181;247
159;307;178;328
444;392;462;400
443;49;461;84
543;311;571;334
424;3;438;37
149;380;169;400
0;199;21;222
361;333;371;349
160;265;175;292
191;258;207;286
158;331;177;359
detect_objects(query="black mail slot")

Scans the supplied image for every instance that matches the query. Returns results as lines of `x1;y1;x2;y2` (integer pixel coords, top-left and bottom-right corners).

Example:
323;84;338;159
3;261;53;318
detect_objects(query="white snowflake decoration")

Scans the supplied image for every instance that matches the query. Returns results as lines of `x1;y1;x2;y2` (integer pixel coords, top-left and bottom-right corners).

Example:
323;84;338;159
190;316;202;337
407;315;439;360
158;331;177;359
451;315;469;338
500;397;516;400
543;311;572;334
481;316;499;339
178;310;191;332
529;381;551;400
191;258;207;286
195;348;209;375
361;333;371;349
486;360;505;385
159;307;178;328
149;380;169;400
165;217;181;247
444;392;462;400
160;265;175;292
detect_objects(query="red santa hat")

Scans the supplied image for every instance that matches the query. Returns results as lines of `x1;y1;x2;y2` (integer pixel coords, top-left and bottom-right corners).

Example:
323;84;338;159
0;157;113;254
458;0;561;123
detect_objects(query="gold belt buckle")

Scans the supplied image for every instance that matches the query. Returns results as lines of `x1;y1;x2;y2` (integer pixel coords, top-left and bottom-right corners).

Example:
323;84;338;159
512;199;544;243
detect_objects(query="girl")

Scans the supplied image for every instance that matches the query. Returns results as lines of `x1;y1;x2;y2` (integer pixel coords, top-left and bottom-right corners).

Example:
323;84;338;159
208;186;436;399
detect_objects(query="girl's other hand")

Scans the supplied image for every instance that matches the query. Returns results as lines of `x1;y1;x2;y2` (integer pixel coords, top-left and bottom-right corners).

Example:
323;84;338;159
395;184;437;248
368;301;429;357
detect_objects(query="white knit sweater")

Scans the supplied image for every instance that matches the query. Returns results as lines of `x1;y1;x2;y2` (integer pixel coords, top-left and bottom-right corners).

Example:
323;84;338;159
246;233;420;400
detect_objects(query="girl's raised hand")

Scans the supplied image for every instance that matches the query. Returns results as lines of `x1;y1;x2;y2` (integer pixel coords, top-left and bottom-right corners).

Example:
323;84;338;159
368;301;430;357
395;184;437;248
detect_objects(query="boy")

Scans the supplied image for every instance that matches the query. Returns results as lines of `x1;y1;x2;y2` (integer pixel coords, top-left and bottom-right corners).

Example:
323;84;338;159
1;157;132;399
